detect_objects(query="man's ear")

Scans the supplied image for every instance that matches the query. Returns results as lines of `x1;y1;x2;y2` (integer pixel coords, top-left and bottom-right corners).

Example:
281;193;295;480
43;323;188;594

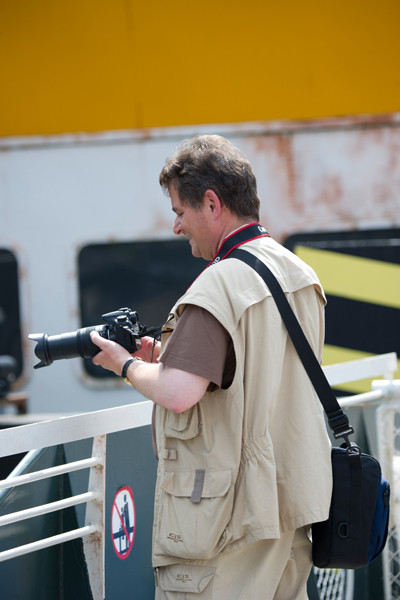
203;189;222;219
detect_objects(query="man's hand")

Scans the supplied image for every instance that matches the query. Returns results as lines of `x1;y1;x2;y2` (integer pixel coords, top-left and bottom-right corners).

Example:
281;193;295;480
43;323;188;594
134;336;161;363
90;331;133;376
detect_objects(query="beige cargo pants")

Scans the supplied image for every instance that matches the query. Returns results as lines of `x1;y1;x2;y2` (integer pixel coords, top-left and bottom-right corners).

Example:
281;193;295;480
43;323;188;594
155;526;312;600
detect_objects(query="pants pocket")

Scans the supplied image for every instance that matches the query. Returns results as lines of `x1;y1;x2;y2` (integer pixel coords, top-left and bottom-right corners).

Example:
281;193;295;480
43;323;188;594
156;564;216;600
157;469;233;560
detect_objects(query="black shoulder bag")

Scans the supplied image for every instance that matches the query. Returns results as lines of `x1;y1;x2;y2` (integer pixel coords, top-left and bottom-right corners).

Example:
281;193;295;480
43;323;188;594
231;248;390;569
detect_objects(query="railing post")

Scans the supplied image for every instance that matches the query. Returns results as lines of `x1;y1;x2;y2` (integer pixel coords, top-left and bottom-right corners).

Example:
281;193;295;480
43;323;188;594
375;381;400;600
83;435;106;600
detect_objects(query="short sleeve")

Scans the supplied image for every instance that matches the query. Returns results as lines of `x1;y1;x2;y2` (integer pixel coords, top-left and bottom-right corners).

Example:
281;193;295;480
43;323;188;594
159;304;233;388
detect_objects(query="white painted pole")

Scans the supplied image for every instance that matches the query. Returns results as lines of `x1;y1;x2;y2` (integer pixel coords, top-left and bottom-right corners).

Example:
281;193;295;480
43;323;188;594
0;491;99;527
0;456;103;490
0;525;99;563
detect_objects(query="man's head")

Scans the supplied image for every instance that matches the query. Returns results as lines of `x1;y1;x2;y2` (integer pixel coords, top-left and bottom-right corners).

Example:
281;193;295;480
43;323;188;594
159;134;260;222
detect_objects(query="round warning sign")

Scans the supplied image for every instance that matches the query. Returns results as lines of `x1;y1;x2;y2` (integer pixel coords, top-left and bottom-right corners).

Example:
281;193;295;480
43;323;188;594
111;486;136;559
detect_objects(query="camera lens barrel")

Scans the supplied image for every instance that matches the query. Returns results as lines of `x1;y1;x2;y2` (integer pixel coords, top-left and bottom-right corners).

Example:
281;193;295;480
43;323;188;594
29;325;107;369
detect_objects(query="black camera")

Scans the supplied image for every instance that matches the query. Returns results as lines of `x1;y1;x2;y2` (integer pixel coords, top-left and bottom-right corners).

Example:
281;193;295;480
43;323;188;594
0;355;17;398
29;307;150;369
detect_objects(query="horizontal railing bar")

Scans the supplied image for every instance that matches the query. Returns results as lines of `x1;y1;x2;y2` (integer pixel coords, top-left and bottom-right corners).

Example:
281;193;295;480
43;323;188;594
0;491;99;527
0;400;153;458
0;524;99;563
339;389;384;408
0;456;103;491
323;352;398;386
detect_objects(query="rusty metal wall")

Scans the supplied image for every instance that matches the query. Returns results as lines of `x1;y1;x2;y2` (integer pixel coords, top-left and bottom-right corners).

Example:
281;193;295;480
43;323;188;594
0;115;399;412
235;114;400;241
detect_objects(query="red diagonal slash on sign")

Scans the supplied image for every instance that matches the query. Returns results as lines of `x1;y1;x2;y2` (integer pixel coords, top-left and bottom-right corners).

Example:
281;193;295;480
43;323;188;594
111;486;136;559
112;497;131;548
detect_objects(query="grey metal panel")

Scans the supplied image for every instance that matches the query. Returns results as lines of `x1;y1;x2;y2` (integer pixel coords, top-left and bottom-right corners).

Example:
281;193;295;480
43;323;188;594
105;425;157;599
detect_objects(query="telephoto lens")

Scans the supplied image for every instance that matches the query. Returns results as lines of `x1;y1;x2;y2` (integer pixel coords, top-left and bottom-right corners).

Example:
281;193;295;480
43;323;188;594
29;325;108;369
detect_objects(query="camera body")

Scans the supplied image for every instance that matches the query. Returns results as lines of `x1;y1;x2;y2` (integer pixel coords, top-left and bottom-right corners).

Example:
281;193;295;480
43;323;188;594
99;307;142;352
29;307;144;369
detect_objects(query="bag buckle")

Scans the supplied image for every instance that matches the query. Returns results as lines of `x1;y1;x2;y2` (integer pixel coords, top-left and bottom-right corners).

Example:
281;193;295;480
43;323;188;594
328;410;354;449
333;426;355;450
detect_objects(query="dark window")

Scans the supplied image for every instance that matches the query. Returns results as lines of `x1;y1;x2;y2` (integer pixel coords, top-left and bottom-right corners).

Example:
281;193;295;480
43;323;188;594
0;249;23;379
78;239;205;378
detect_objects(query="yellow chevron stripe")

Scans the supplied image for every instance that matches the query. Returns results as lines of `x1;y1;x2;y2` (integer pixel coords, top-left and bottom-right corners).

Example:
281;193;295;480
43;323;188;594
323;345;400;393
295;245;400;309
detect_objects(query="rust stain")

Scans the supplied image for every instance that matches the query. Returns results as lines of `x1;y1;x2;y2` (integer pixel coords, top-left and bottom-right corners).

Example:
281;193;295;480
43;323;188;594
263;112;400;135
319;175;343;208
275;135;297;204
388;131;400;173
253;131;303;239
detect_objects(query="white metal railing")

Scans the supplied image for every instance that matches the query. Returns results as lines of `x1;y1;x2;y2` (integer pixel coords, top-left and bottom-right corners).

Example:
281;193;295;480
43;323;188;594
0;441;104;563
0;455;101;490
376;388;400;600
0;401;153;600
0;491;98;529
0;400;153;458
0;354;398;600
0;525;99;563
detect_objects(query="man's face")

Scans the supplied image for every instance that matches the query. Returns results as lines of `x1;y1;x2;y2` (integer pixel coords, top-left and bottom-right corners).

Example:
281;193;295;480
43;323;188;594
170;186;214;260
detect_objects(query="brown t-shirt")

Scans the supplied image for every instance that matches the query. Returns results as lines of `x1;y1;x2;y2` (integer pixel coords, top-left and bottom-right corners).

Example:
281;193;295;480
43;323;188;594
159;304;236;390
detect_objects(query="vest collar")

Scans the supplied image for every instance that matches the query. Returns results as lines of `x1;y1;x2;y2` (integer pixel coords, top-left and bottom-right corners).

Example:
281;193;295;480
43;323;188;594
188;223;270;290
209;222;270;266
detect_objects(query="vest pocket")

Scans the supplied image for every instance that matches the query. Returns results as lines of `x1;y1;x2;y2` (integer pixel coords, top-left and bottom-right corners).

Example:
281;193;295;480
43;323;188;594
157;468;233;560
164;404;200;440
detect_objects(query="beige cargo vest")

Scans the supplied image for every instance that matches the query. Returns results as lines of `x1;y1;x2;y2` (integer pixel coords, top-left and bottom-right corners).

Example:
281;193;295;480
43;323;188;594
152;236;332;568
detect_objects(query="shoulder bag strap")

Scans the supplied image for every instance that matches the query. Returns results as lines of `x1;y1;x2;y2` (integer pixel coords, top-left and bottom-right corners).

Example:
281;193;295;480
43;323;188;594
230;248;354;445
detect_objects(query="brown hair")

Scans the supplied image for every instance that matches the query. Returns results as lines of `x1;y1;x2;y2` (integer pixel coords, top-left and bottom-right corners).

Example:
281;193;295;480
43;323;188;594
159;134;260;221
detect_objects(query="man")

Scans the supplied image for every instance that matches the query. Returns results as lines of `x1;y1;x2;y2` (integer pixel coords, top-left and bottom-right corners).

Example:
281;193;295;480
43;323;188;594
90;135;332;599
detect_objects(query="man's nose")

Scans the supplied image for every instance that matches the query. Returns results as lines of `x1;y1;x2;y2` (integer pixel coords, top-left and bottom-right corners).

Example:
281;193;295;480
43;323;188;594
173;216;182;235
